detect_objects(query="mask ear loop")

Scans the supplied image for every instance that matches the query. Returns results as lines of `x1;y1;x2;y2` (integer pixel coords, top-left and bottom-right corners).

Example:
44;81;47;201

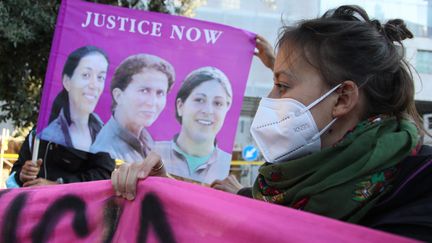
311;118;338;141
300;83;343;113
301;83;343;141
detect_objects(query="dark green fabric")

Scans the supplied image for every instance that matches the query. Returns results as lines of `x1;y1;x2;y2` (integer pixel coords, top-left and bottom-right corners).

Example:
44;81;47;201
252;116;419;222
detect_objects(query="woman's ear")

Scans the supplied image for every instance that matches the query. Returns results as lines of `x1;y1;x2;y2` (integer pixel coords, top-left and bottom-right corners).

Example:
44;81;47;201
112;88;123;105
62;75;71;92
332;81;360;117
176;98;184;117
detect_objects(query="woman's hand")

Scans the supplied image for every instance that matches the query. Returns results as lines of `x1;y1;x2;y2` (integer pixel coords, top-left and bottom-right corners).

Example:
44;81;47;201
23;178;58;187
111;151;167;200
19;159;42;183
255;35;275;70
211;175;244;194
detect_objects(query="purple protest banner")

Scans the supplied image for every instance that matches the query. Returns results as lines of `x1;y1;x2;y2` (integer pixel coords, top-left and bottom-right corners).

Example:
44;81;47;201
36;0;255;183
0;178;419;242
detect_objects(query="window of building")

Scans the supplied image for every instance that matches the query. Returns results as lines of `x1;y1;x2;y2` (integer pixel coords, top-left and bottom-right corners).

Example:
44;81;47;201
416;50;432;74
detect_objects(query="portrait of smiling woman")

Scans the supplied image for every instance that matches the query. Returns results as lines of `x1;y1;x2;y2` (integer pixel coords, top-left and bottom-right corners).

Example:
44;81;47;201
154;66;233;184
90;53;175;163
41;46;109;152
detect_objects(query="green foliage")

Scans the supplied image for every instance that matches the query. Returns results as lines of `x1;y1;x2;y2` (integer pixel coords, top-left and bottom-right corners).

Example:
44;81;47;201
0;0;60;128
0;0;204;128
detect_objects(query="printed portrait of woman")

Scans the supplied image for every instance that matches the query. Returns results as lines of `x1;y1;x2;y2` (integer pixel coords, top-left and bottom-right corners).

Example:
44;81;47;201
40;46;109;152
90;54;175;163
154;66;233;184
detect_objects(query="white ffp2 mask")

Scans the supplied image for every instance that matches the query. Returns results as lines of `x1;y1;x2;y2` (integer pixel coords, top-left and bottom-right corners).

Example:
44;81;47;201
250;84;341;163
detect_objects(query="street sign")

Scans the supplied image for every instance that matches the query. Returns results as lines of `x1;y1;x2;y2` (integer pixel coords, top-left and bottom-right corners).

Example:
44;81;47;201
242;145;259;161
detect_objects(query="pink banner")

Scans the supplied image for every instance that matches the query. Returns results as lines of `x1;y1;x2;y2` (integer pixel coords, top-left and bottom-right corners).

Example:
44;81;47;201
35;0;255;183
0;178;418;242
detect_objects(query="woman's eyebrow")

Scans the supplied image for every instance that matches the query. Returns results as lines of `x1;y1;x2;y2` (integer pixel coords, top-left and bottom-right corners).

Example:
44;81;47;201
82;67;93;70
194;93;207;97
274;70;297;81
82;66;106;71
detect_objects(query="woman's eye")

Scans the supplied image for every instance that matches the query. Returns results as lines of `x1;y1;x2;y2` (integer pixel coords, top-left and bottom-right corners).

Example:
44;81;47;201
139;88;150;93
214;101;224;107
82;73;91;79
97;75;106;82
194;98;205;103
275;83;289;95
156;90;165;97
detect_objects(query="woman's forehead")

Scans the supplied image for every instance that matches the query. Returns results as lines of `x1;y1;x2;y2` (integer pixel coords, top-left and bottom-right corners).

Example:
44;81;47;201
77;53;108;68
188;80;230;98
274;46;327;92
192;79;223;92
275;47;311;76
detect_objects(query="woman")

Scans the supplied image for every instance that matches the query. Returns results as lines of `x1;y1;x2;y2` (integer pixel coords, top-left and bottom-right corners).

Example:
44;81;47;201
40;46;109;152
154;67;233;184
10;127;115;187
111;5;431;240
90;54;175;163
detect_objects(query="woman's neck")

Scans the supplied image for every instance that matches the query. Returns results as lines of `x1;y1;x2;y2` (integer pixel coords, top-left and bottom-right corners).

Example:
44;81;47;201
321;111;362;149
67;102;92;151
176;132;214;157
113;111;142;137
68;102;90;131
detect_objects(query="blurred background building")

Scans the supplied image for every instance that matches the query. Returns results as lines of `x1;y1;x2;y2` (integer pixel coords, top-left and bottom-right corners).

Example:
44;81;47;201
192;0;432;185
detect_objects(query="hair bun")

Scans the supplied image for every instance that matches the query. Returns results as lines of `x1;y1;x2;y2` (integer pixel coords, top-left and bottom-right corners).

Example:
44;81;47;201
370;19;383;33
383;19;413;42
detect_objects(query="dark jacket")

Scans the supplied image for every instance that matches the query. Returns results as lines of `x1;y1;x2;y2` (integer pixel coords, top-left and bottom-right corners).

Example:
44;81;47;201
11;129;115;186
40;109;103;149
359;145;432;242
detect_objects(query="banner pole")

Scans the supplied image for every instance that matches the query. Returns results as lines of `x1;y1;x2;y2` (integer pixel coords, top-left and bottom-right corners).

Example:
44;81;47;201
0;128;9;188
32;137;40;165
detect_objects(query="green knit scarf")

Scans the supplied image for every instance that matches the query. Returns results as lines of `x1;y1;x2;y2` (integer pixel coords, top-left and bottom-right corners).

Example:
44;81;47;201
252;116;419;223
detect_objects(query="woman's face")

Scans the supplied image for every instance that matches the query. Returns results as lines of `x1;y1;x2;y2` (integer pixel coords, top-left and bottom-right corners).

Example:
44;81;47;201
269;45;337;131
114;68;169;130
63;53;108;115
177;80;231;143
